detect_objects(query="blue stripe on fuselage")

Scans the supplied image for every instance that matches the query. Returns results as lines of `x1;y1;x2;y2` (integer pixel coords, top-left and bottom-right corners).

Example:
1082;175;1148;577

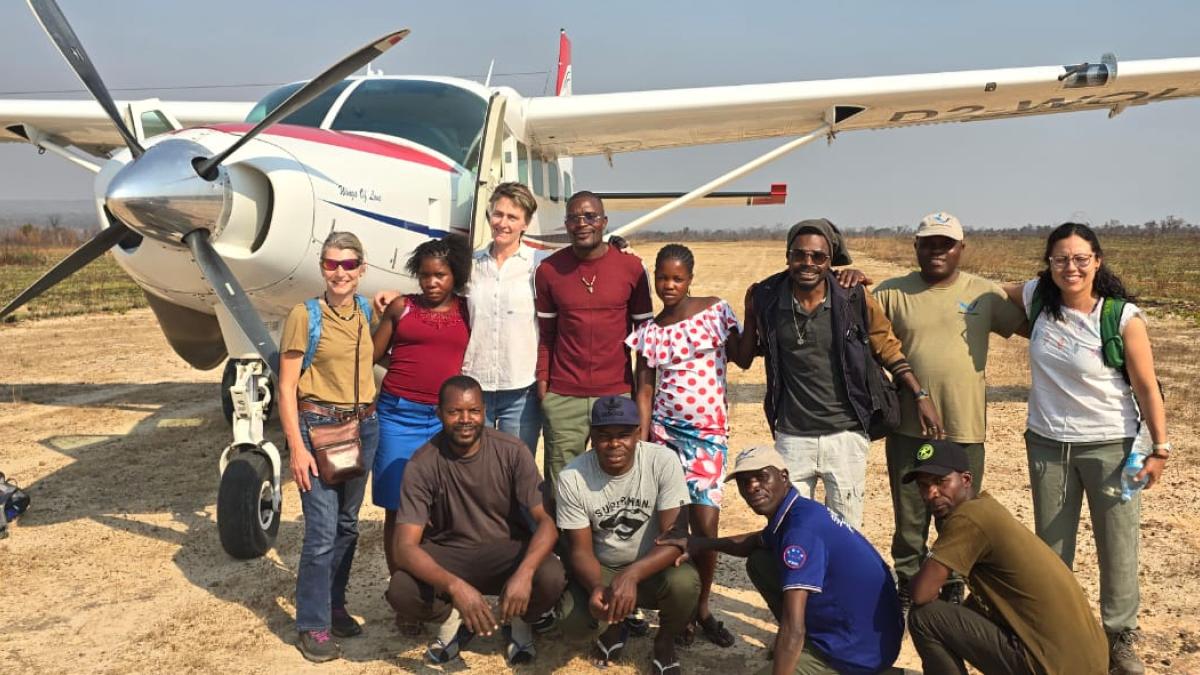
324;201;450;238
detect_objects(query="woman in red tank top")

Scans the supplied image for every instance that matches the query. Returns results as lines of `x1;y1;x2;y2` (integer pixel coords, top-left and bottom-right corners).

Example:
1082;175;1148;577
371;235;472;573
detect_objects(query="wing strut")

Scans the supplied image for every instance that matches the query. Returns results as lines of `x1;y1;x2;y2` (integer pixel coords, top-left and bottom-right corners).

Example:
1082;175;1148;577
608;123;830;239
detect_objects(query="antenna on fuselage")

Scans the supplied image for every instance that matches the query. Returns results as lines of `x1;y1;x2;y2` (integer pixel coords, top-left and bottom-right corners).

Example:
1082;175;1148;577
483;59;496;87
364;63;384;77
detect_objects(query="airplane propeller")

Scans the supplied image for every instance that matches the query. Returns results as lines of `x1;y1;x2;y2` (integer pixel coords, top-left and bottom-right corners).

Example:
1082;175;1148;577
195;29;409;180
3;0;408;377
27;0;145;159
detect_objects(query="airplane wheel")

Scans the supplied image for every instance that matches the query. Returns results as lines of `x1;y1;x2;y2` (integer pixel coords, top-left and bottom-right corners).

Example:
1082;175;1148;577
217;449;280;559
221;359;275;427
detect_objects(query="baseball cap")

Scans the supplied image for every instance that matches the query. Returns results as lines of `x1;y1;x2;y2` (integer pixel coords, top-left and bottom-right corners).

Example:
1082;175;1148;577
590;396;640;427
901;440;970;483
725;445;789;482
916;212;964;241
786;218;853;266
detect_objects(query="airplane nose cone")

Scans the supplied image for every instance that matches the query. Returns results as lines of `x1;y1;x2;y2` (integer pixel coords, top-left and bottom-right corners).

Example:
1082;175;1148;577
105;138;232;245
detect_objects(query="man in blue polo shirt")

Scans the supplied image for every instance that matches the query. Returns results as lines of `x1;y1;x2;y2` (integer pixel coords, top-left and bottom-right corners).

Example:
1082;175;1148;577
661;445;902;674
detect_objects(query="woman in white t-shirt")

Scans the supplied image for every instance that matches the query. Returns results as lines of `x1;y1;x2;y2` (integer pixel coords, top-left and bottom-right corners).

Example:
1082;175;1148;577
1004;222;1168;673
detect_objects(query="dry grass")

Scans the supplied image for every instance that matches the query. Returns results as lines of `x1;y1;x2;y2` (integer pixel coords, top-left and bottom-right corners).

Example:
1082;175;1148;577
0;245;145;321
846;231;1200;321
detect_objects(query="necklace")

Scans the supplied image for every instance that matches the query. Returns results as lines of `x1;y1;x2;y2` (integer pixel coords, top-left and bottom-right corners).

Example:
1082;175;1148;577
581;275;597;294
789;295;809;347
324;292;357;321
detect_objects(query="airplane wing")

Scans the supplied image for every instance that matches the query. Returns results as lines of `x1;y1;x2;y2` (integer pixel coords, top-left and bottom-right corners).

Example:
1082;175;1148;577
596;183;786;211
523;56;1200;157
0;100;254;156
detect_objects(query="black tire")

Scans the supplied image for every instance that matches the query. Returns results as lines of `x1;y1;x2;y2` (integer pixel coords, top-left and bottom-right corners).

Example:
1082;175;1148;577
221;359;275;427
217;449;281;559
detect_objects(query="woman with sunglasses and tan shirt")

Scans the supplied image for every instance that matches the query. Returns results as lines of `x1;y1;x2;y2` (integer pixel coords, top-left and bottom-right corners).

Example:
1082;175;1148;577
278;231;379;663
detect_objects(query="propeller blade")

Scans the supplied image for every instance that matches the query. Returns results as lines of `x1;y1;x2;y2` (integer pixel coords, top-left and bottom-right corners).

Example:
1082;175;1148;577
0;223;134;321
195;28;409;178
183;231;280;376
28;0;146;158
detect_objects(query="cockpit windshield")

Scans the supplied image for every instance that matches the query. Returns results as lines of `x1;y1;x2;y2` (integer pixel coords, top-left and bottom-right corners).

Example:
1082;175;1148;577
244;80;353;128
329;79;488;168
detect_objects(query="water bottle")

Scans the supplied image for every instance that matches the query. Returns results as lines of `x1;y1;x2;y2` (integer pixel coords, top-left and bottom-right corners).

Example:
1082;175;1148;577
1119;425;1151;503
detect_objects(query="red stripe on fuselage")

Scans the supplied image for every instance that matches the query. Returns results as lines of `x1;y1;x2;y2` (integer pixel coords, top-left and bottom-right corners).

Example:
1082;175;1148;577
206;123;456;172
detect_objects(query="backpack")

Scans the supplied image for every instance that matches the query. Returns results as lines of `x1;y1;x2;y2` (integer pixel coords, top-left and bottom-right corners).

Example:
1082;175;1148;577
1028;289;1128;374
302;295;374;371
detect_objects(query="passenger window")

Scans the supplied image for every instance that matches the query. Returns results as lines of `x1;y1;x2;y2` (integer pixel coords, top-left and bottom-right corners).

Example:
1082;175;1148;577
517;141;529;184
563;171;573;201
532;155;544;195
139;111;173;138
548;159;560;202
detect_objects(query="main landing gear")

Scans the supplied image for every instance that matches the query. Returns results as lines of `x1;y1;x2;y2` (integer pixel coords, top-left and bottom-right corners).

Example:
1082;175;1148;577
217;359;281;559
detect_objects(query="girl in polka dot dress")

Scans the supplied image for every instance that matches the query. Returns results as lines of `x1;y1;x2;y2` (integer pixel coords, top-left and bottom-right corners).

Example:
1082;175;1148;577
627;244;756;647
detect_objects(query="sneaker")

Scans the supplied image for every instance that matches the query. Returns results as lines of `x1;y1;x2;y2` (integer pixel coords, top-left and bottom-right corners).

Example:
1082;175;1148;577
1108;629;1145;675
331;607;362;638
296;629;339;663
625;609;650;638
531;609;557;635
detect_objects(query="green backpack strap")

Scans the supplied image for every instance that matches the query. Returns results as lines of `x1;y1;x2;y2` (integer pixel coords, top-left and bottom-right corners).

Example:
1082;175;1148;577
1099;296;1127;371
1027;289;1044;326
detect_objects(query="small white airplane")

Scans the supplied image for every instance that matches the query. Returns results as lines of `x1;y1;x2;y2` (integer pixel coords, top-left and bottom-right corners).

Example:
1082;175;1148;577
2;0;1198;559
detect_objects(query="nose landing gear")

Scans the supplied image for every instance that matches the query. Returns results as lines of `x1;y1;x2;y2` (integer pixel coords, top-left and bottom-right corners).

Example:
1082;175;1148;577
217;359;281;559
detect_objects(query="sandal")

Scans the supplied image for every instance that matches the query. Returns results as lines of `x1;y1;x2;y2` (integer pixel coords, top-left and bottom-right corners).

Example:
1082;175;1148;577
652;657;682;674
425;624;474;664
503;624;537;666
697;614;735;648
591;623;629;668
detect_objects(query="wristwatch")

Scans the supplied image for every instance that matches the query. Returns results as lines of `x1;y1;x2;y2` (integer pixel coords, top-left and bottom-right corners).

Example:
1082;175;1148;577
1151;442;1172;460
914;388;931;400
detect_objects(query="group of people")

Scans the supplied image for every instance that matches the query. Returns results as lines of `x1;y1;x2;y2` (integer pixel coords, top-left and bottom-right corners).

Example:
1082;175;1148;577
276;180;1171;675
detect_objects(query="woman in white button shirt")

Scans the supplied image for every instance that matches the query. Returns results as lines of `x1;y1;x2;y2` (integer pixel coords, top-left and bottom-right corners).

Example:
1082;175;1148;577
461;182;548;454
378;182;546;454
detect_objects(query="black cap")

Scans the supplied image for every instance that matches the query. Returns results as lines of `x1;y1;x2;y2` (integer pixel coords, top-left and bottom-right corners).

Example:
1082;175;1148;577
590;396;640;427
901;440;970;483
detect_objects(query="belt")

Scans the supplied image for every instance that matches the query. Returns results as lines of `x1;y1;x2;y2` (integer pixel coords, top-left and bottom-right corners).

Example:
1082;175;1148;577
299;399;376;421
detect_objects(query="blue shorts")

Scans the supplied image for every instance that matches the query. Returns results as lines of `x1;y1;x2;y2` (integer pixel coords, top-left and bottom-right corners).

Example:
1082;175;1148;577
373;392;441;510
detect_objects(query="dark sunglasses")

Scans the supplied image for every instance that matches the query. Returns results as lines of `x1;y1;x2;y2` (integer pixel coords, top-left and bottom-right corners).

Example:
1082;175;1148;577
320;258;363;271
788;249;830;265
564;212;604;225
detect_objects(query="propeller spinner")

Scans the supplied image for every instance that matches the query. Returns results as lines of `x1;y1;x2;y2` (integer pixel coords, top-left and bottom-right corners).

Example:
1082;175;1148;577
2;0;409;377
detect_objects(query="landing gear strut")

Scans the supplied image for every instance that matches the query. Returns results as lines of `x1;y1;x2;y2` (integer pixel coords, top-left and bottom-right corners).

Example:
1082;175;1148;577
217;359;281;559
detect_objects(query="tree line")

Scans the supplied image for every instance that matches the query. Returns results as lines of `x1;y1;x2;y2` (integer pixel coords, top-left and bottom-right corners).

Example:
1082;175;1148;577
631;216;1198;242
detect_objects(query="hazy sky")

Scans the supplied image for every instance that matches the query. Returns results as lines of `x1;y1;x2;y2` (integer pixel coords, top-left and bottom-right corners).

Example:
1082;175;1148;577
1;0;1198;231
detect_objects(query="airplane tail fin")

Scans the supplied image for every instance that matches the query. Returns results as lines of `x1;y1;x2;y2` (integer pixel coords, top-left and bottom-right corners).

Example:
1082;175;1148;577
555;29;572;96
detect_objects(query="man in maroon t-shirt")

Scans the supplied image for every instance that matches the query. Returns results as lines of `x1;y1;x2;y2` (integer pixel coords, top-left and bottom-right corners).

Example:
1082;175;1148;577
535;192;654;498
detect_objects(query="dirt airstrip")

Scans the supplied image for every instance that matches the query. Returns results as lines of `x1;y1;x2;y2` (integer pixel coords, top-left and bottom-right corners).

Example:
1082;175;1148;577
1;242;1197;674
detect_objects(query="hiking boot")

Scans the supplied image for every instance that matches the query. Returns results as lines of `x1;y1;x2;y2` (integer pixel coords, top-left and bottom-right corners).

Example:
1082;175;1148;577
331;607;362;638
1108;629;1145;675
897;579;913;625
939;579;965;605
296;629;340;663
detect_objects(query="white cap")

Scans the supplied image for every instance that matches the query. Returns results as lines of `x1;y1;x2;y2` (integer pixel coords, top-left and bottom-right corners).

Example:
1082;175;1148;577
916;212;964;241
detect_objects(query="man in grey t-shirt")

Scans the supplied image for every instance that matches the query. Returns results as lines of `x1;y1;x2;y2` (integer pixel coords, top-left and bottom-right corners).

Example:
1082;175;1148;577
556;396;699;671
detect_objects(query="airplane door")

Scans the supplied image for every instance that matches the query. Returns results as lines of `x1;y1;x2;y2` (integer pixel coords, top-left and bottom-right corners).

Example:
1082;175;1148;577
467;93;508;251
